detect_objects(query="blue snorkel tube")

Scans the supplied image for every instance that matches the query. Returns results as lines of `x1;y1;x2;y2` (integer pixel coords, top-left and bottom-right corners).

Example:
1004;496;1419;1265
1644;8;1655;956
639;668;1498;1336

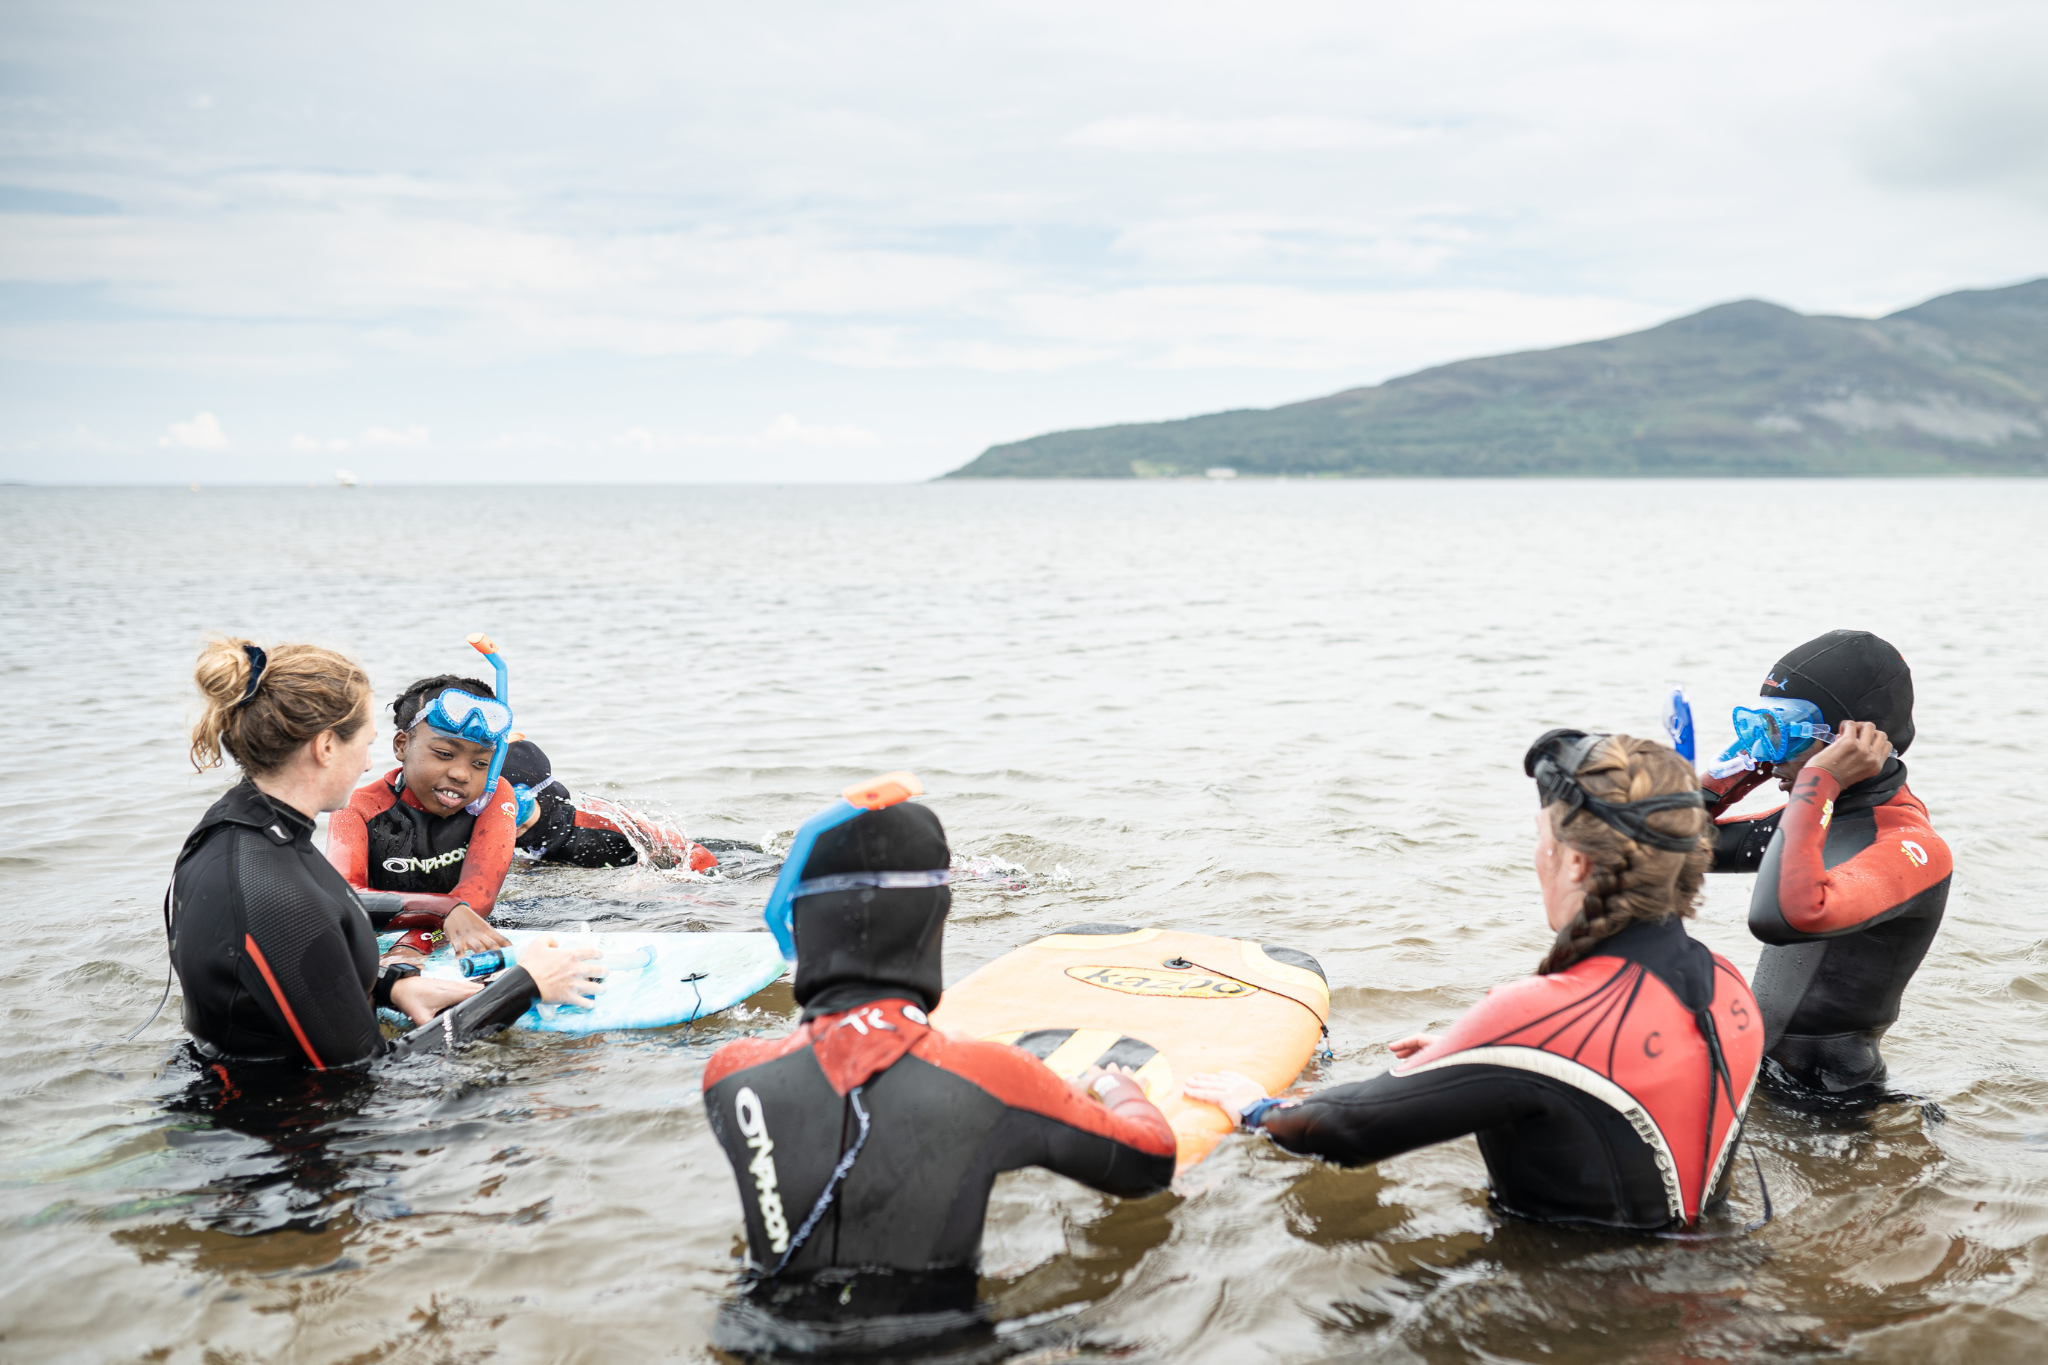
761;772;926;960
465;632;511;817
1662;686;1696;767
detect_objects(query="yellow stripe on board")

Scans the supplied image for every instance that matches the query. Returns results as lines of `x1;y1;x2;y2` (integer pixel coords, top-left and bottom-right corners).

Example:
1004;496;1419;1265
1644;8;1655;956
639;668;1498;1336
1037;1028;1126;1077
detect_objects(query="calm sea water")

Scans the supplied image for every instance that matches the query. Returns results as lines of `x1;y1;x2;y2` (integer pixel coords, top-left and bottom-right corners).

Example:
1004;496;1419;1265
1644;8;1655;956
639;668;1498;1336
3;480;2046;1364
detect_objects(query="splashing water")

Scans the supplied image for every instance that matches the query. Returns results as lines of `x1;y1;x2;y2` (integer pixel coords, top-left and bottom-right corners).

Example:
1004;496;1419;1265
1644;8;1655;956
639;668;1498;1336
573;792;708;876
950;854;1032;890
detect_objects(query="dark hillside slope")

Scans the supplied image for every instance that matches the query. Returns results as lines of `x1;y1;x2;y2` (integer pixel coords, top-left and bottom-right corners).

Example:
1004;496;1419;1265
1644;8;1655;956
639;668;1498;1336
945;279;2048;477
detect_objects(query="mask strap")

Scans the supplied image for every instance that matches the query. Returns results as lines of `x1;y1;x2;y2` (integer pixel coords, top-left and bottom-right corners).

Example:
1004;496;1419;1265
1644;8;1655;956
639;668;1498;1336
792;869;952;897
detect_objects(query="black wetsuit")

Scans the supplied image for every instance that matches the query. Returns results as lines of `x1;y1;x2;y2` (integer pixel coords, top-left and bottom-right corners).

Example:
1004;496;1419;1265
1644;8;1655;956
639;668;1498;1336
701;798;1175;1341
1254;918;1763;1230
1710;760;1951;1093
1705;629;1950;1095
170;781;541;1069
502;739;712;870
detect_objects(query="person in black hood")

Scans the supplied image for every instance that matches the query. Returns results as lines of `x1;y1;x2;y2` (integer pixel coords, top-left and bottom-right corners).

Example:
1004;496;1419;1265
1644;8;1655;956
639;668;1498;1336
1703;630;1951;1098
500;738;717;872
700;776;1174;1349
173;637;605;1072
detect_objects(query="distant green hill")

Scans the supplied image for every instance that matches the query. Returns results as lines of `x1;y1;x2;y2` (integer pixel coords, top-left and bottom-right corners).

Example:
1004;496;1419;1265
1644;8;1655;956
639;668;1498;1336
944;279;2048;478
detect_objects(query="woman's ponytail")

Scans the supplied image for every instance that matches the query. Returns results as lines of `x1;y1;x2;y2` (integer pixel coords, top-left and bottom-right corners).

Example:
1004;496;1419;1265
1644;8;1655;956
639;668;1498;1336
189;637;372;776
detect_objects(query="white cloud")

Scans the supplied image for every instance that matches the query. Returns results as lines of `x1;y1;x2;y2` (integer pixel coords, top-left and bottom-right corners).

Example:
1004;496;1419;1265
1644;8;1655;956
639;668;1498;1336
360;425;431;447
289;433;351;452
158;412;229;449
1069;116;1427;154
613;416;881;451
288;425;430;451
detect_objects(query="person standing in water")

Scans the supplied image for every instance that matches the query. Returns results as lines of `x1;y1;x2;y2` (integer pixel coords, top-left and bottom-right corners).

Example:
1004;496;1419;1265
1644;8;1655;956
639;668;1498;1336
701;775;1175;1341
1187;733;1763;1232
1702;629;1949;1098
172;638;602;1071
326;672;522;956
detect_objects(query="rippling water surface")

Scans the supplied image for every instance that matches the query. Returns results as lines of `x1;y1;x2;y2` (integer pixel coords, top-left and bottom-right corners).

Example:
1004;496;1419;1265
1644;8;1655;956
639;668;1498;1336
3;480;2047;1364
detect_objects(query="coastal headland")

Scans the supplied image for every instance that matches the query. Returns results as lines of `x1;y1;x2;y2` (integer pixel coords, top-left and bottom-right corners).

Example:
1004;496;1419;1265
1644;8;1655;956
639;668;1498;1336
945;279;2048;479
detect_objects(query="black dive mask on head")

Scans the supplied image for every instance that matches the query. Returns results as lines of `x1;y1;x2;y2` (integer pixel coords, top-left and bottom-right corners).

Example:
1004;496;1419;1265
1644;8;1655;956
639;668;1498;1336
791;800;952;1020
1524;729;1705;853
1762;629;1915;755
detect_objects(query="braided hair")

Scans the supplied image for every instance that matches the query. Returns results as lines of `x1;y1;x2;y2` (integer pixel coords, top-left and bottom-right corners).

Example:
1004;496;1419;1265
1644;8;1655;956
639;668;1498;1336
1537;734;1711;975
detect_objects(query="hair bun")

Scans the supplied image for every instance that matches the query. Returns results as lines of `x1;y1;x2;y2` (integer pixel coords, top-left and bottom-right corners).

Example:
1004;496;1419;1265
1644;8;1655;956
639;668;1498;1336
194;636;260;704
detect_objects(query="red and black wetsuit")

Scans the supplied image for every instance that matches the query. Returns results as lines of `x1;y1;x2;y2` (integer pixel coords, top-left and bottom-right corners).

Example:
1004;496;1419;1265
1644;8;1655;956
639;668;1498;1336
1708;758;1950;1093
503;739;716;872
170;781;541;1069
326;767;517;951
1255;917;1763;1229
703;998;1175;1298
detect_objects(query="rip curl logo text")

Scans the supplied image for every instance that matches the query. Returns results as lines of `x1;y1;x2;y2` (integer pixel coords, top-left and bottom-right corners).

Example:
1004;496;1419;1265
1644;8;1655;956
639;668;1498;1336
381;846;469;876
733;1087;790;1254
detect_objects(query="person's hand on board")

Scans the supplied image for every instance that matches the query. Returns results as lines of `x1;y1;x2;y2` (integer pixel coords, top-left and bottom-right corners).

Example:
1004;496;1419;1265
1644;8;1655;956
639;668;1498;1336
389;974;482;1025
1387;1033;1439;1060
518;935;606;1007
1184;1069;1267;1117
1074;1062;1141;1104
442;903;510;955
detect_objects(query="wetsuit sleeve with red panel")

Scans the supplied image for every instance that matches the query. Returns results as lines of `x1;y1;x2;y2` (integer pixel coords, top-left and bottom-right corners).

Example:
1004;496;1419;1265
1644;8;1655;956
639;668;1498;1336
324;783;377;892
701;1000;1175;1276
448;776;517;916
1749;770;1952;942
1703;767;1784;873
918;1033;1178;1196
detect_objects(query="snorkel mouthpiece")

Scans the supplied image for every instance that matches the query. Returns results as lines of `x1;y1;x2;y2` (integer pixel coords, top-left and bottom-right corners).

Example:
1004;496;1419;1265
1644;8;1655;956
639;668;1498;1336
762;772;927;960
463;633;511;817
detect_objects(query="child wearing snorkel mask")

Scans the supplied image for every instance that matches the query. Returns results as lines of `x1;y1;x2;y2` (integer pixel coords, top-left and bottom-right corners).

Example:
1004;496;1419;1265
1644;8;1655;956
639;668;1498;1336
326;669;521;958
1701;629;1950;1099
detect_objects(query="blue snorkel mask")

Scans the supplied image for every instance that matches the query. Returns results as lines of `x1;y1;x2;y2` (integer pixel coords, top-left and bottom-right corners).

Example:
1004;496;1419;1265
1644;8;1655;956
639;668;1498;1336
409;634;513;817
1705;696;1835;777
761;772;947;960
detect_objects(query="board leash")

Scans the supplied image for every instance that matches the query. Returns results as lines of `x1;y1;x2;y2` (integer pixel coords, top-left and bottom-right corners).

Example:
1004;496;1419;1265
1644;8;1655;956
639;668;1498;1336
769;1085;871;1276
91;874;177;1057
1173;957;1334;1060
677;972;707;1043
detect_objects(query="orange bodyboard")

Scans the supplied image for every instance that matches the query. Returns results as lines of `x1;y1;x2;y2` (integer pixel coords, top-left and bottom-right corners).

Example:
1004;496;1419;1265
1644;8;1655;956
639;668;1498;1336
931;926;1328;1170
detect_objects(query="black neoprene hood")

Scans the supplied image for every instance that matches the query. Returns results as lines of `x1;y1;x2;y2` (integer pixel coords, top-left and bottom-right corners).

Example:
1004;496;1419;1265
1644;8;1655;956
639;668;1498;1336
791;801;951;1019
1763;630;1915;754
500;739;552;788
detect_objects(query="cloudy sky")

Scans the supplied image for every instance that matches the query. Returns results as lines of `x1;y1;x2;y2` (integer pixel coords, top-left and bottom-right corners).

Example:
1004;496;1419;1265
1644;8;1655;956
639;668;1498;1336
2;1;2043;483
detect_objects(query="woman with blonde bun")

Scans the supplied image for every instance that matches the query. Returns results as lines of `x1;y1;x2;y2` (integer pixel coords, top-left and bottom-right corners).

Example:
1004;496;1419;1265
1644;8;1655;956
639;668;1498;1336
172;637;603;1070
